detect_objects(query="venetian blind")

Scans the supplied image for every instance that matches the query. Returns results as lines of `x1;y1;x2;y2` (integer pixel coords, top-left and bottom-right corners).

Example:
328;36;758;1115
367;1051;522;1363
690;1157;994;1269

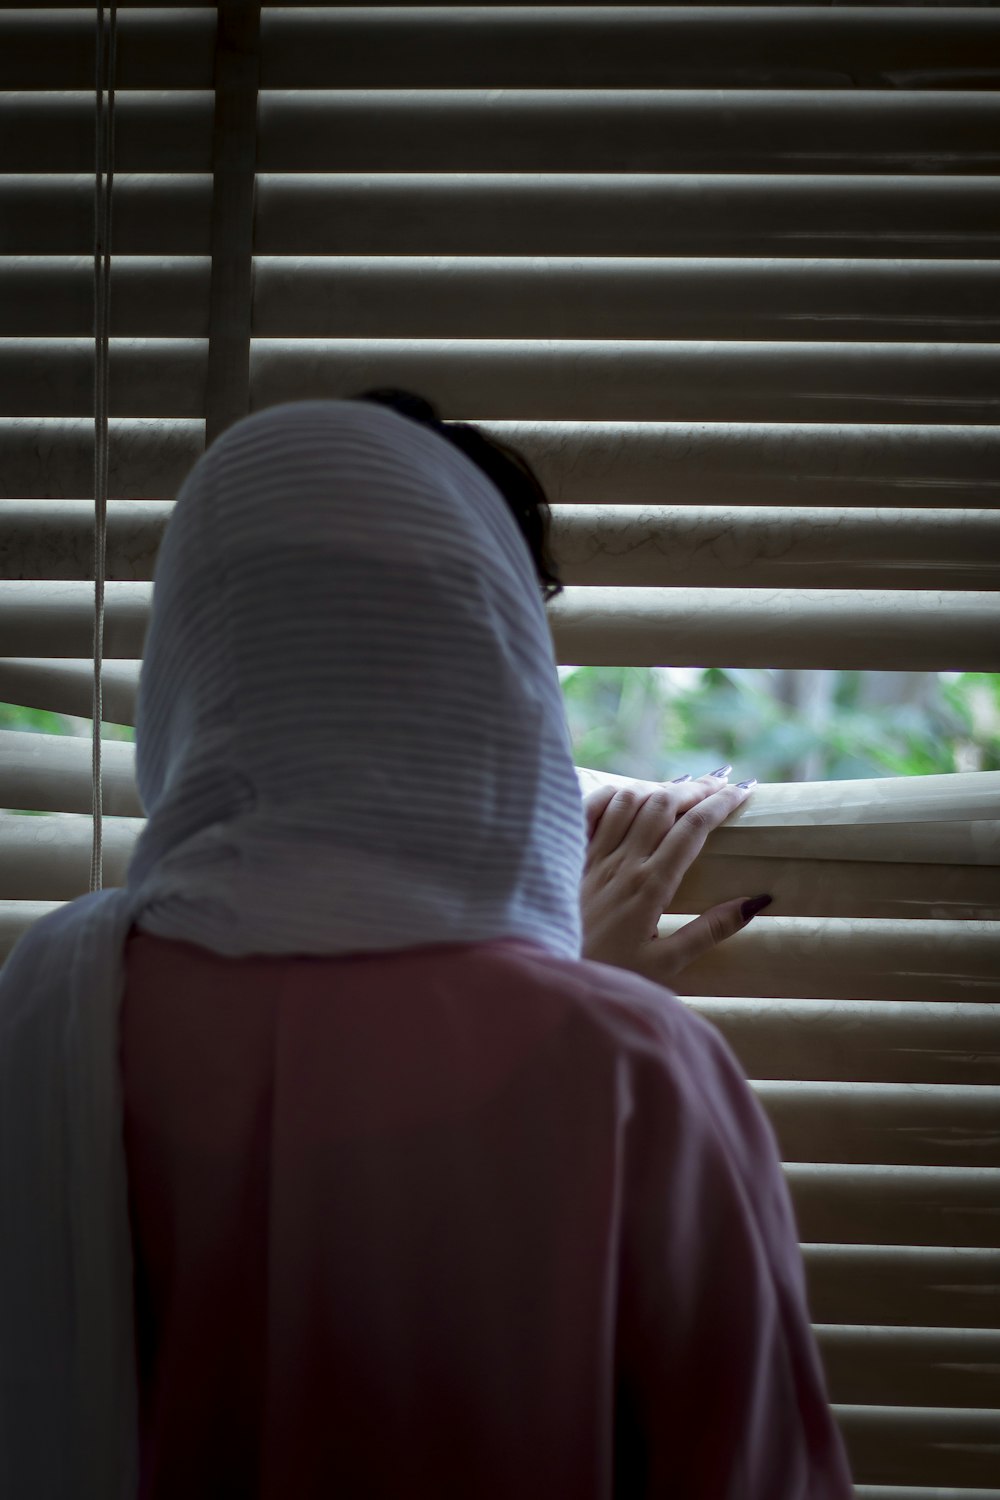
1;4;999;1492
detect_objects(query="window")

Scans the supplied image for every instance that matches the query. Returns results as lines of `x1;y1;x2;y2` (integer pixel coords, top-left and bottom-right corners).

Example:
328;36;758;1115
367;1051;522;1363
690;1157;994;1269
1;4;998;1487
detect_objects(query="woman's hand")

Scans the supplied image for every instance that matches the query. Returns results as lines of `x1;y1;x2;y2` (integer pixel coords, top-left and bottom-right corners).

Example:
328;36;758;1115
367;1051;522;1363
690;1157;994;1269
580;771;771;989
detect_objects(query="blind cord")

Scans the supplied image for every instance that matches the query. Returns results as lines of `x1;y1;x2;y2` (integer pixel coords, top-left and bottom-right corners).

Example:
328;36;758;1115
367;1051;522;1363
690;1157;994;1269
91;1;116;892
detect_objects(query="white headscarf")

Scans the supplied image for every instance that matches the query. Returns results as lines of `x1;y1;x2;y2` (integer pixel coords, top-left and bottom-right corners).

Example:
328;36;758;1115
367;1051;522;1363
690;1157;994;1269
0;400;586;1498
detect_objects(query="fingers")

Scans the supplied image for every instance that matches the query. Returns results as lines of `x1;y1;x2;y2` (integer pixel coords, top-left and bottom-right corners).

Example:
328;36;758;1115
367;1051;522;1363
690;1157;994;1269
587;782;703;864
645;780;754;880
624;788;693;860
585;768;750;864
645;892;773;980
584;787;651;862
654;765;735;820
582;785;617;840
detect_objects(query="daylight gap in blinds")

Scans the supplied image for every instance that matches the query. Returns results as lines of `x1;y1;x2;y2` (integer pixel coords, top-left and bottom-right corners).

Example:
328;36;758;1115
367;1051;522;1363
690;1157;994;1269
1;5;998;1491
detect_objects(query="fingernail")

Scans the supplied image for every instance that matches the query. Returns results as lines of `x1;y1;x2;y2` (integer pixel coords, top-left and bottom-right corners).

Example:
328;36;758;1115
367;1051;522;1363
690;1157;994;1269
736;778;758;790
709;765;732;779
671;773;692;783
740;893;773;923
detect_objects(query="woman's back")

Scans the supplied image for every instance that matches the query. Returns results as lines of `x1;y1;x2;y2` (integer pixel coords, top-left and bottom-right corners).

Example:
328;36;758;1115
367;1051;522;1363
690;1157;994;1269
122;931;850;1499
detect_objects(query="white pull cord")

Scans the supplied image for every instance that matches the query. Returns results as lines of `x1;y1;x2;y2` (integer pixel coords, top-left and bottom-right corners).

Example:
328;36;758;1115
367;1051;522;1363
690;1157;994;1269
91;2;117;892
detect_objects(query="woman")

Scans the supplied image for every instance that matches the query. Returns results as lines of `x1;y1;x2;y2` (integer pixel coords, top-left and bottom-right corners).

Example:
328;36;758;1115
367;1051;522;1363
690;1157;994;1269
0;399;851;1498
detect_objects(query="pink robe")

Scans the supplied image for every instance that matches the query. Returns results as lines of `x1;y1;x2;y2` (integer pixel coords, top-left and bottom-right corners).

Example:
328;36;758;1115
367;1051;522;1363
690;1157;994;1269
120;929;852;1499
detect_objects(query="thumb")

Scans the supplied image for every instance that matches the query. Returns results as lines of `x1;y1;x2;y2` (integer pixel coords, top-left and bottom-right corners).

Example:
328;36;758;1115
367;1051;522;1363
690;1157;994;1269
650;893;773;979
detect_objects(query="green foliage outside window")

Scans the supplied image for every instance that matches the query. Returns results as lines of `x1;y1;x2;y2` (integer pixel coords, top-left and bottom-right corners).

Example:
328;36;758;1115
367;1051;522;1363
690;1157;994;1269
560;668;1000;784
0;702;134;741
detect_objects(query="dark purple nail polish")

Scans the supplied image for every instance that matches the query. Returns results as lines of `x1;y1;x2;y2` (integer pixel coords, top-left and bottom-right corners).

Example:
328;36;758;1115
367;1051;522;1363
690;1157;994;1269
709;765;732;779
737;778;758;790
740;894;773;923
671;773;692;783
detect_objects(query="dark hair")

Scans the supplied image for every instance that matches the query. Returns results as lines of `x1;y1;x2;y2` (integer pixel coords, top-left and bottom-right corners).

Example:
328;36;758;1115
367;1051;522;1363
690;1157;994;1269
353;389;563;601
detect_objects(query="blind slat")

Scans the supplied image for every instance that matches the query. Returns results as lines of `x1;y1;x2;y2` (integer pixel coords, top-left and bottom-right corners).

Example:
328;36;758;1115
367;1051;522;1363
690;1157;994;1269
0;93;214;173
0;419;202;501
10;7;998;92
26;87;997;179
835;1404;1000;1488
673;853;998;921
551;586;998;671
0;175;212;256
755;1083;1000;1168
0;257;211;337
254;8;1000;90
254;173;1000;259
19;1;1000;8
855;1489;1000;1500
11;338;994;427
7;498;999;591
551;585;995;675
0;10;216;90
3;580;997;670
253;90;1000;174
0;500;169;580
4;418;996;508
487;421;1000;509
0;657;141;725
787;1164;1000;1249
688;1000;1000;1083
0;581;151;657
804;1244;1000;1332
0;812;140;898
0;731;142;817
248;256;1000;344
249;339;1000;426
0;340;206;418
6;173;998;260
818;1325;1000;1410
14;254;996;346
551;506;1000;590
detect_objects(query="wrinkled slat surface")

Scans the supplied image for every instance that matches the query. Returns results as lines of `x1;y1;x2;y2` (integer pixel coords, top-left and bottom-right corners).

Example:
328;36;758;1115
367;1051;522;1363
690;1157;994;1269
6;417;996;508
687;999;1000;1083
250;338;1000;426
551;506;1000;590
4;580;998;672
7;499;1000;590
755;1082;1000;1168
486;421;1000;509
0;418;202;501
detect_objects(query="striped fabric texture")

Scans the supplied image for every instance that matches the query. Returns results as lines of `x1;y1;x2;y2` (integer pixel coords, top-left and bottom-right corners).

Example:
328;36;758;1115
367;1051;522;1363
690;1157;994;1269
0;399;587;1498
